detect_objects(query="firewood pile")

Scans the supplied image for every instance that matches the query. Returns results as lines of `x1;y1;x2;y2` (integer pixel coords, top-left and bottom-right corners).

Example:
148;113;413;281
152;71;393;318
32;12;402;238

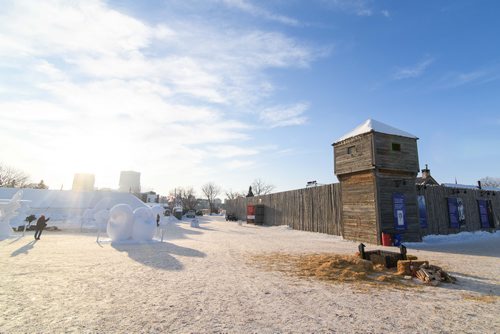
397;260;428;276
357;244;456;286
397;259;456;286
414;263;456;285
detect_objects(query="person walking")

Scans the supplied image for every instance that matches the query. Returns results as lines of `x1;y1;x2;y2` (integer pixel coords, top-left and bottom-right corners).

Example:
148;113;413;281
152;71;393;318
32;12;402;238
34;215;50;240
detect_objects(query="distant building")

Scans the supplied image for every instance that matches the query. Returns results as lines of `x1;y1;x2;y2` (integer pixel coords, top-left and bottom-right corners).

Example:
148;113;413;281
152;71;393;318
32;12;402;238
197;199;209;210
214;198;222;208
119;171;141;193
196;198;222;211
415;164;439;186
142;191;159;203
72;173;95;192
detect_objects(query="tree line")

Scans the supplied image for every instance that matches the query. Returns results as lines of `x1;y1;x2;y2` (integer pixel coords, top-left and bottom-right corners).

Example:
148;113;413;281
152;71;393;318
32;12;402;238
164;178;275;214
0;163;48;189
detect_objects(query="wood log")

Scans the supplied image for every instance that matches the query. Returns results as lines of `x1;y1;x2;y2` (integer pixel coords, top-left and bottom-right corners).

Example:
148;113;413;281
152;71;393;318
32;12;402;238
416;268;440;286
397;260;429;276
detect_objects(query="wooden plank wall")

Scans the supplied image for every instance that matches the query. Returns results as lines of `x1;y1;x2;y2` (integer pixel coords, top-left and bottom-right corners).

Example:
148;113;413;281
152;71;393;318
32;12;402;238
225;183;342;235
418;186;500;235
334;133;374;176
339;171;379;244
376;173;421;242
372;133;419;173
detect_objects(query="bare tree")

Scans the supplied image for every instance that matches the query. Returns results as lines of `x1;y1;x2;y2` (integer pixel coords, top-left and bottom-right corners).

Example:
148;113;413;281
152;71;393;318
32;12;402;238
179;187;198;211
167;188;182;210
25;180;49;189
480;177;500;188
251;178;275;196
201;182;221;213
0;163;30;188
225;189;244;201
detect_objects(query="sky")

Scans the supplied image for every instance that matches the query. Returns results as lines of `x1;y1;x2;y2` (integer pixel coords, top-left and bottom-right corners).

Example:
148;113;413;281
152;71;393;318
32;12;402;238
1;0;499;197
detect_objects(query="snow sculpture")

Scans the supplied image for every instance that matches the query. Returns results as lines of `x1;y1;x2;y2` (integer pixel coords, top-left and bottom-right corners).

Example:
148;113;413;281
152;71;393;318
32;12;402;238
94;209;110;230
80;208;95;231
190;218;200;228
105;204;160;242
82;208;94;224
0;191;23;239
132;207;156;241
94;209;110;242
150;205;164;219
149;205;167;241
107;204;134;242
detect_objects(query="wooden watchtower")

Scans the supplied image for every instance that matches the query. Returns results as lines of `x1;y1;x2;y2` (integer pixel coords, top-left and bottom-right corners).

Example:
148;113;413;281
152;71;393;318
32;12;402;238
333;119;422;244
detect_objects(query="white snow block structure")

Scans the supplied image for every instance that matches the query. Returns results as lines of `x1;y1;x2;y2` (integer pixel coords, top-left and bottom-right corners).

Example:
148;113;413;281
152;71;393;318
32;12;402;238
132;207;156;241
0;191;24;239
107;204;134;241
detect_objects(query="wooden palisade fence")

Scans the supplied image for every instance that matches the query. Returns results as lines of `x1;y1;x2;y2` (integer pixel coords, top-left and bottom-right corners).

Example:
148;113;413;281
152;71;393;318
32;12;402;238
225;183;343;236
418;185;500;236
226;183;500;242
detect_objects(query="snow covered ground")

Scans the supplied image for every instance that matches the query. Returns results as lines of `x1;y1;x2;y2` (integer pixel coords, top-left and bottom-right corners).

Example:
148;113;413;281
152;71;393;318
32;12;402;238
1;216;498;333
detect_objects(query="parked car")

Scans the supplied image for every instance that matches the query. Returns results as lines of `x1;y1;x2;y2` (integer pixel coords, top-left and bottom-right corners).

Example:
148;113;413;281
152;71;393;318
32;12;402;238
173;206;183;220
225;213;238;221
186;210;196;219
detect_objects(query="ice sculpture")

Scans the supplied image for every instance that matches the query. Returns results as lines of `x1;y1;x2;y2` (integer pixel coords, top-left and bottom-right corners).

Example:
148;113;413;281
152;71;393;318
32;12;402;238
0;191;23;239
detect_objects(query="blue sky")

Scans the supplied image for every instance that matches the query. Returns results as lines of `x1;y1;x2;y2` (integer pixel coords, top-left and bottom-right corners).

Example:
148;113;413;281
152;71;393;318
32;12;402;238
0;0;499;196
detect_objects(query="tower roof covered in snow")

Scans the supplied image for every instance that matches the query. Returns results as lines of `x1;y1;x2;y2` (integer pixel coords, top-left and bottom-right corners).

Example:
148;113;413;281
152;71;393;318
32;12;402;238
334;119;417;144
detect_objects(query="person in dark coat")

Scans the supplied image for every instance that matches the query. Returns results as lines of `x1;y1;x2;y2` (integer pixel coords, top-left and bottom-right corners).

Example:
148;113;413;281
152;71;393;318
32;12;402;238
156;214;160;227
34;215;50;240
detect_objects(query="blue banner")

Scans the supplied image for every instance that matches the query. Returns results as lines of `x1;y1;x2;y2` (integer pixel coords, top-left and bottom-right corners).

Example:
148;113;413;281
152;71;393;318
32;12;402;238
478;200;492;228
457;197;466;226
393;193;407;230
447;198;460;228
418;195;427;228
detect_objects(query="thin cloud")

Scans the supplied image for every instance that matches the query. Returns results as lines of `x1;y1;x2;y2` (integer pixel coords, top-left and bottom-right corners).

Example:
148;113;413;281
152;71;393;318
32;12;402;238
209;145;260;159
393;57;435;80
320;0;373;16
225;159;256;170
436;68;500;89
219;0;300;26
259;102;309;128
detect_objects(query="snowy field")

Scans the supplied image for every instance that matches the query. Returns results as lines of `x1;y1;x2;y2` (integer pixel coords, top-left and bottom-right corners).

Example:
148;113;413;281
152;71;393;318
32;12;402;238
1;216;498;333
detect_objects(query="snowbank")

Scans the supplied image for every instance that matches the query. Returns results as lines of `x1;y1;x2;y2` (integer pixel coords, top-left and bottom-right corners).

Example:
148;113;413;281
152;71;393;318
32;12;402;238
406;230;500;245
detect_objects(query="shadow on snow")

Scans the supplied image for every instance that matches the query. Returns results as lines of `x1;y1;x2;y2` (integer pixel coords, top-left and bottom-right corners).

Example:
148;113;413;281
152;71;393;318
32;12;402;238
110;239;205;271
10;239;37;257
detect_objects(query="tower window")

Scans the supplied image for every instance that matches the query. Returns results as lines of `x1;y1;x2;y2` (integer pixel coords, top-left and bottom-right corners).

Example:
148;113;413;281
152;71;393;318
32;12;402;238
392;143;401;151
347;146;356;154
